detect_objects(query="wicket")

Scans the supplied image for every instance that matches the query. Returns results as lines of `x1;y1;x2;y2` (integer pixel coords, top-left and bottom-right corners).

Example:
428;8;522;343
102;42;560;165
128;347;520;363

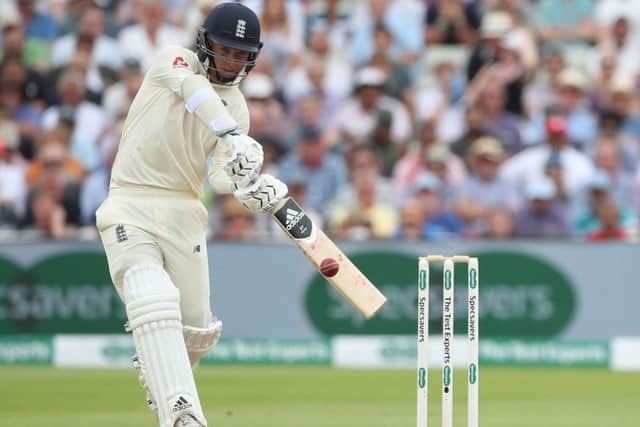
417;255;479;427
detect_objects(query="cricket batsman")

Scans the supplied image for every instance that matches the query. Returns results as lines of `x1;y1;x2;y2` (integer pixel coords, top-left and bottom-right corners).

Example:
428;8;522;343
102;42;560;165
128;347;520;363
95;3;287;426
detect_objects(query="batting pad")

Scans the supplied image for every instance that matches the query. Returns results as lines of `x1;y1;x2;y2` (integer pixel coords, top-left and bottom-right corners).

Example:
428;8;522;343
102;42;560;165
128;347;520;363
123;265;207;427
184;319;223;366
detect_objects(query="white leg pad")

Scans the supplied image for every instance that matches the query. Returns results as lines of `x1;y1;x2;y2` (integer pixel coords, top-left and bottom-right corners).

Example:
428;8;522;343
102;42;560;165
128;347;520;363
123;265;207;427
183;319;223;366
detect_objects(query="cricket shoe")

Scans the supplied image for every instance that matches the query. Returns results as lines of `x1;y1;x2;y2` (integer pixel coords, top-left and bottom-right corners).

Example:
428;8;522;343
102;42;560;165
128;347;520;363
174;414;204;427
132;355;158;417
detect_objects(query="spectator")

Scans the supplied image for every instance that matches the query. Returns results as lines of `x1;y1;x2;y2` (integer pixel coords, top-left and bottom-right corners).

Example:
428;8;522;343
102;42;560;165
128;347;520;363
16;0;59;70
286;92;333;147
503;106;596;200
241;72;290;142
524;48;565;118
572;169;637;237
329;169;398;240
0;120;26;226
51;6;122;95
25;131;84;189
467;29;528;117
481;207;515;240
590;16;639;83
421;143;465;202
331;211;374;241
369;23;413;101
1;10;25;61
0;0;639;244
601;76;640;140
333;145;396;209
595;112;640;175
57;0;114;35
183;0;223;43
260;135;285;178
534;0;595;48
0;54;57;112
283;22;353;105
592;137;638;205
414;56;466;128
0;56;44;160
450;104;488;158
395;198;425;241
594;0;640;41
588;52;618;113
586;198;633;241
22;140;82;239
305;0;351;52
425;0;480;46
277;126;348;214
492;0;540;74
411;172;463;240
526;68;597;148
213;195;259;241
467;11;512;81
514;177;570;238
80;119;122;225
348;0;424;67
466;81;523;154
117;0;189;71
42;69;109;171
329;66;412;149
454;137;520;236
393;121;466;201
102;58;144;121
255;0;305;87
364;106;398;177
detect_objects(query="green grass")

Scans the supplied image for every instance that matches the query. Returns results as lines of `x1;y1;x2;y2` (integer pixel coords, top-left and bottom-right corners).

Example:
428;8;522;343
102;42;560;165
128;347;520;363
0;366;638;426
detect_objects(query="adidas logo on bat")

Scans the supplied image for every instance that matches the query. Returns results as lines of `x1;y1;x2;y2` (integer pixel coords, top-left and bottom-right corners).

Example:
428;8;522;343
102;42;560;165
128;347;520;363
285;208;304;230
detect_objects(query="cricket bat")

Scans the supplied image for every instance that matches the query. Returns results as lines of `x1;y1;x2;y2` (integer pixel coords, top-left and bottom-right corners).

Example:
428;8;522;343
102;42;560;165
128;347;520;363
271;197;387;319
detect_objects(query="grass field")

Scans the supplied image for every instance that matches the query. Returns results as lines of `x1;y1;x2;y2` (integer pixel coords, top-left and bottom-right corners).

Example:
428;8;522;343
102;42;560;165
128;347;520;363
1;366;638;426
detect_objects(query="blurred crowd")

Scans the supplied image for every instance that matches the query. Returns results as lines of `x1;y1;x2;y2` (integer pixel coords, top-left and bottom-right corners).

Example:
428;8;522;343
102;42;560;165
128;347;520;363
1;0;640;243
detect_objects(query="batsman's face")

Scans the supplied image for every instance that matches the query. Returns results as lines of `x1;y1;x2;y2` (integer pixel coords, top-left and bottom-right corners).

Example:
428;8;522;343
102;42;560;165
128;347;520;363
208;42;251;83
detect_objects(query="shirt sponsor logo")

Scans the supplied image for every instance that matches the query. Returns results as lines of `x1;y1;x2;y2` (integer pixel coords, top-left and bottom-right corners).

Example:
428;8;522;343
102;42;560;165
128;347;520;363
172;56;189;68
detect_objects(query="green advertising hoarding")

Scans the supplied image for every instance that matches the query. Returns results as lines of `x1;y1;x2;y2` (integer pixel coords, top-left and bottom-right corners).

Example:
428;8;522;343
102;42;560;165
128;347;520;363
305;251;576;337
0;335;53;364
0;252;125;334
0;242;636;339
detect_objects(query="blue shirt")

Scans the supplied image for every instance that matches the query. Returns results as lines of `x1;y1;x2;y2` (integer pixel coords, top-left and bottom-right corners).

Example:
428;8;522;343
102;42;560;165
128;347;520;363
525;107;597;148
25;13;59;42
348;8;423;66
422;213;464;240
277;152;348;214
534;0;594;31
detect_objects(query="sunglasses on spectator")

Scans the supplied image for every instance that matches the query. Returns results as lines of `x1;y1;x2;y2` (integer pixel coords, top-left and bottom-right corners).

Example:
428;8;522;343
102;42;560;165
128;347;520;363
42;158;64;168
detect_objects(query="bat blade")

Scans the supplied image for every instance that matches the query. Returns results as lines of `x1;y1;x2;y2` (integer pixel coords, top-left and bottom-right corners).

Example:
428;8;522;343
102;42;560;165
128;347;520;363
272;197;387;319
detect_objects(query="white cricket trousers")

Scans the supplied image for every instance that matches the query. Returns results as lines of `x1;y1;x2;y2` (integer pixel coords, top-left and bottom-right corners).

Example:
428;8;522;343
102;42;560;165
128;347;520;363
96;189;213;329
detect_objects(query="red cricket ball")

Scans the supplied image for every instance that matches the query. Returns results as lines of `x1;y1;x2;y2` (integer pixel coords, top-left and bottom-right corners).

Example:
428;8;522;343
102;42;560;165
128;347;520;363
320;258;339;278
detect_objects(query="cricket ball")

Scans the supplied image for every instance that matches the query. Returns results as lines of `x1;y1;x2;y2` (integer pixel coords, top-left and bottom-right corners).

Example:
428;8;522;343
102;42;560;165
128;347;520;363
320;258;339;278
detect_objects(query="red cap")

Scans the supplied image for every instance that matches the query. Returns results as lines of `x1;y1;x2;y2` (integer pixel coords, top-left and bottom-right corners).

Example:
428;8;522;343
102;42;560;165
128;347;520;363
545;116;567;136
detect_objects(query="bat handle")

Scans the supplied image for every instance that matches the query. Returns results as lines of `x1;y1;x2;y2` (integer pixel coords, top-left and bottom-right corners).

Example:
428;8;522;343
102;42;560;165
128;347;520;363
270;196;290;212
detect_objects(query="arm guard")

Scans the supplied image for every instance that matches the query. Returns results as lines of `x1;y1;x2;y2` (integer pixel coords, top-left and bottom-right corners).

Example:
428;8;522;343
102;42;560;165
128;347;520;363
181;73;237;136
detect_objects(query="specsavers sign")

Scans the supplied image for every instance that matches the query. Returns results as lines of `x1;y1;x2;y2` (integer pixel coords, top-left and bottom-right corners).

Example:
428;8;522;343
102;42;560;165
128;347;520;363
305;251;577;337
0;253;125;334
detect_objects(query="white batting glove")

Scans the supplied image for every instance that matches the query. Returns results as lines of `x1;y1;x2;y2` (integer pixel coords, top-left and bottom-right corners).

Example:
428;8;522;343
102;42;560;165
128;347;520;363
234;174;288;213
219;133;263;190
